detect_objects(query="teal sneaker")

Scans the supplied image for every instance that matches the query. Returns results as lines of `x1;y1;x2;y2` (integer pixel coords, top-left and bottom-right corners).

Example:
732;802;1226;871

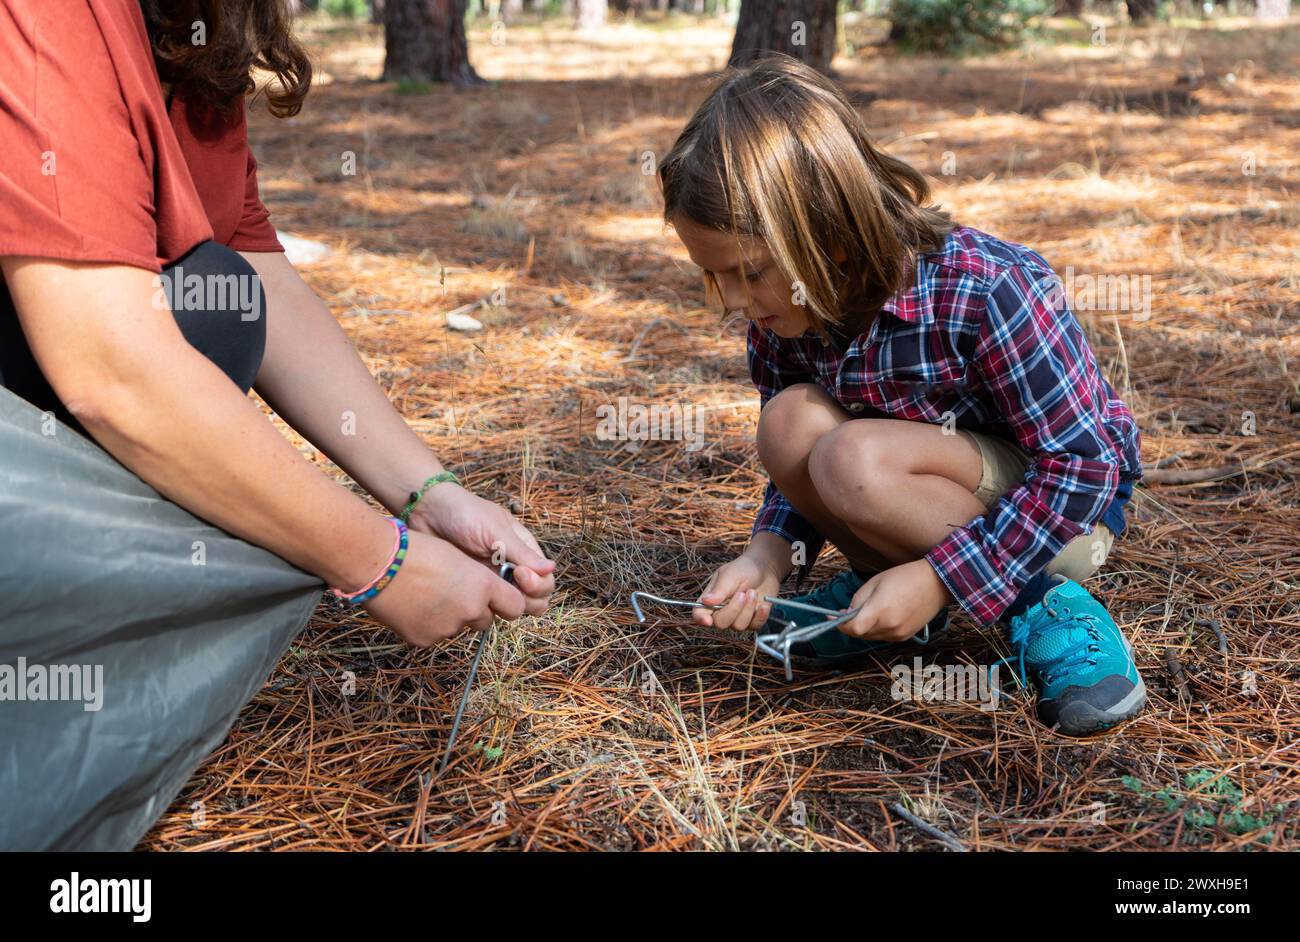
763;569;948;668
1005;575;1146;736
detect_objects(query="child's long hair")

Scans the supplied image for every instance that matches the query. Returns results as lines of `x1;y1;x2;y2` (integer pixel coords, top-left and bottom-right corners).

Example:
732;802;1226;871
660;54;952;332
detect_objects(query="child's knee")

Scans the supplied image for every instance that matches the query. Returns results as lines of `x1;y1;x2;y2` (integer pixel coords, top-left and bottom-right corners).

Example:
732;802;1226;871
806;421;895;521
756;383;842;475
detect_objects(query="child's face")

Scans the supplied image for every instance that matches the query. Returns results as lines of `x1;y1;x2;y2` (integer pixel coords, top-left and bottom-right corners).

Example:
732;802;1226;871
671;215;812;339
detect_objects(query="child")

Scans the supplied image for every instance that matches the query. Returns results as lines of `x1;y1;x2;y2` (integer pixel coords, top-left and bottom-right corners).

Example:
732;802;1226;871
660;55;1145;736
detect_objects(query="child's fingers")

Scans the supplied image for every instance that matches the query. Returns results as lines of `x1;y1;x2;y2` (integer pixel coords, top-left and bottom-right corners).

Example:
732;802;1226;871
697;572;731;606
732;591;762;632
712;588;756;632
694;571;736;625
692;595;717;626
841;595;880;638
707;588;741;629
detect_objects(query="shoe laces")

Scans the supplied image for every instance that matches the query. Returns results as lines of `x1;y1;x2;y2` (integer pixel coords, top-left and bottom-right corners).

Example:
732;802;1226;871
1004;601;1104;688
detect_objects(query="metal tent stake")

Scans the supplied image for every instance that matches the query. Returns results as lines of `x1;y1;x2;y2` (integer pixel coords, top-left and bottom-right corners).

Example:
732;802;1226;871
438;562;516;775
629;591;722;621
630;589;933;682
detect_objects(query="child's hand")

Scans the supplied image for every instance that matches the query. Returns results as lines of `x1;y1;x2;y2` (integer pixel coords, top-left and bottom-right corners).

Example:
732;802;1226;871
841;559;953;642
693;554;783;631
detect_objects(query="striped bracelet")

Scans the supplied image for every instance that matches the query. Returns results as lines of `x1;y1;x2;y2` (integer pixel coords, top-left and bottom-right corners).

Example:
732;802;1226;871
330;518;409;605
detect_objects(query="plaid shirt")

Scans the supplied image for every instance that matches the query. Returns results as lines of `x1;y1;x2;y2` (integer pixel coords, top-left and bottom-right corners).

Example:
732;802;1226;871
749;225;1142;625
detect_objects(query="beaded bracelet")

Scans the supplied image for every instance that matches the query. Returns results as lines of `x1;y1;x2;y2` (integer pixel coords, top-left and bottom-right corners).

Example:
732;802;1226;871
398;470;461;523
330;517;409;605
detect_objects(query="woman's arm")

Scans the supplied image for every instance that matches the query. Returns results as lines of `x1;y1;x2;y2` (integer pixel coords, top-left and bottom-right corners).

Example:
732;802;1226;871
242;250;447;515
2;256;526;644
241;250;555;606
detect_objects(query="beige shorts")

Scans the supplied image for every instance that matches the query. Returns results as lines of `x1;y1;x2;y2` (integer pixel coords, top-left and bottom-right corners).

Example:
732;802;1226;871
961;430;1114;584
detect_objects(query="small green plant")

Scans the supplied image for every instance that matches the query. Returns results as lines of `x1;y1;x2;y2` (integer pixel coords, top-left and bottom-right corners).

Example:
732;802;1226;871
1123;770;1286;844
323;0;369;20
473;741;505;762
394;77;434;96
888;0;1051;55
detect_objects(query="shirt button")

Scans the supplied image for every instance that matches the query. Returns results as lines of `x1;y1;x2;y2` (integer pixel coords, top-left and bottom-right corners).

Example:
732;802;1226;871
848;402;865;413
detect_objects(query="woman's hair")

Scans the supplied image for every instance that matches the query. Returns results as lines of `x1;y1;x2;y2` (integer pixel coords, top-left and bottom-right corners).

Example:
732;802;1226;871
139;0;312;117
659;54;952;332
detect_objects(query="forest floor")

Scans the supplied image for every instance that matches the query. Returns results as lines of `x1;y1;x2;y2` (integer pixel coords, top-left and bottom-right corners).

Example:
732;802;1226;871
142;13;1299;850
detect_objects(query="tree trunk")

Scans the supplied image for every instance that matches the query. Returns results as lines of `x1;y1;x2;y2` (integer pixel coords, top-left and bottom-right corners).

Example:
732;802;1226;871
1255;0;1290;19
501;0;524;21
1055;0;1084;15
576;0;608;29
372;0;386;25
728;0;838;73
382;0;482;86
1126;0;1158;22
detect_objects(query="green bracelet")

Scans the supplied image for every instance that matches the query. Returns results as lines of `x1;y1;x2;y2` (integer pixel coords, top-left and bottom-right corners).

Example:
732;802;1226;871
399;470;461;523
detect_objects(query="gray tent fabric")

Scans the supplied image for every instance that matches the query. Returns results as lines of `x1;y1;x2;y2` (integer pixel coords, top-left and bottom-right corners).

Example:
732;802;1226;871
0;387;324;850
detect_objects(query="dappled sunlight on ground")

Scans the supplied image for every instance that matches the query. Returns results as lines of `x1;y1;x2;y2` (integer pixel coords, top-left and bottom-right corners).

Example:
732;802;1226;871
145;14;1299;851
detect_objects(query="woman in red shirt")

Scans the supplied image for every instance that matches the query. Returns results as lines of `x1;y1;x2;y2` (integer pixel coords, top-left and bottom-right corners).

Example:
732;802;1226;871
0;0;553;849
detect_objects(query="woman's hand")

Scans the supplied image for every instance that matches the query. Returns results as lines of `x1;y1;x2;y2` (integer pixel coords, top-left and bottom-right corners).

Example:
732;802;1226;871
407;482;555;615
240;251;557;615
692;552;784;631
362;530;527;647
840;559;953;642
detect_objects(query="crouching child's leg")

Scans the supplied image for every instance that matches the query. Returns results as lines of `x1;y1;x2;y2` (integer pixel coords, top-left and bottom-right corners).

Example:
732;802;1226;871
753;384;952;667
968;432;1146;736
755;385;1145;734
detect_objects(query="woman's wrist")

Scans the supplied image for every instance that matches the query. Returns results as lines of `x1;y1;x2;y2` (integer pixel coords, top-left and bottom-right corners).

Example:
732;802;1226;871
369;456;448;516
320;509;401;593
398;470;461;523
330;518;408;603
407;478;465;520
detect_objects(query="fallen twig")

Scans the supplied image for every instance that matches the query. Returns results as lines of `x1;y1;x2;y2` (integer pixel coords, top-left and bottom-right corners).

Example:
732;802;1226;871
1195;618;1228;655
1165;648;1192;707
889;802;968;852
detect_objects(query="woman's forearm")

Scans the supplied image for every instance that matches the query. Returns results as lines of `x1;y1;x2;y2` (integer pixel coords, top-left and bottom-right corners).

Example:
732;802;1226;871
80;362;393;590
241;251;445;514
3;257;392;591
237;253;557;604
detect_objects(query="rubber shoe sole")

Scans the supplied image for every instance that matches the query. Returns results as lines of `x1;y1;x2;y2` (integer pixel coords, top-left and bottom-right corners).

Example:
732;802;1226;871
1039;634;1147;735
1042;673;1147;735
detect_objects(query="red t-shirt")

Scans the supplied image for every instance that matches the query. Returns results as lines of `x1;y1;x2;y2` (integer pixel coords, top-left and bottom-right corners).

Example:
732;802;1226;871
0;0;282;273
171;96;284;255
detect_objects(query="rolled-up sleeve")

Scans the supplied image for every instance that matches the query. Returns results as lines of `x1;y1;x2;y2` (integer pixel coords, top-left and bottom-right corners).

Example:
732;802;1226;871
227;143;283;253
